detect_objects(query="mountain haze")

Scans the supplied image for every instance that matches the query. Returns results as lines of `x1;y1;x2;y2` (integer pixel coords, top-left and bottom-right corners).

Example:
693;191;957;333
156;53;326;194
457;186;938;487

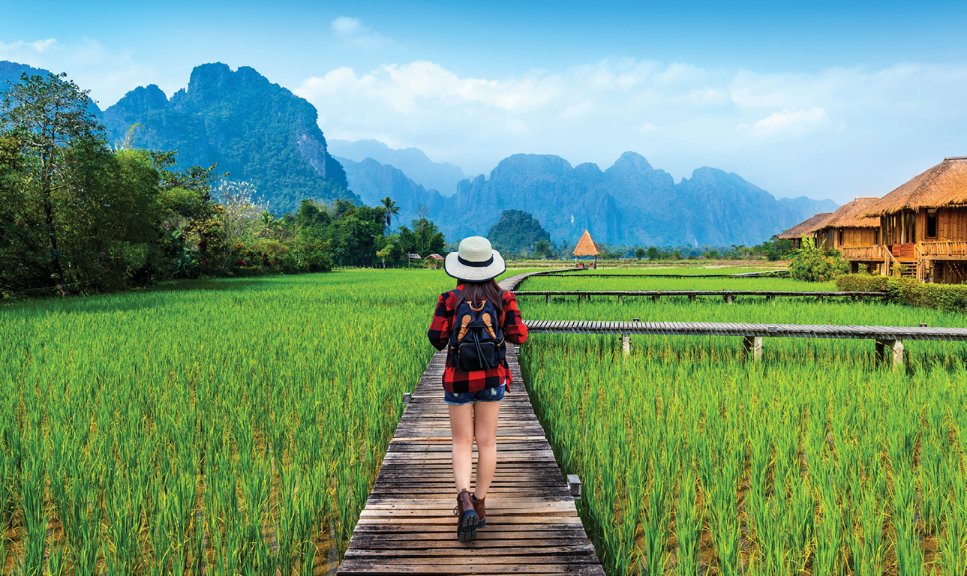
337;156;447;218
329;139;466;196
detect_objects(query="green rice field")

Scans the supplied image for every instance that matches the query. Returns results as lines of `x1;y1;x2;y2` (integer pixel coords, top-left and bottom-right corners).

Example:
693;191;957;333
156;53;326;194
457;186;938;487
0;265;964;575
519;272;966;575
0;270;463;575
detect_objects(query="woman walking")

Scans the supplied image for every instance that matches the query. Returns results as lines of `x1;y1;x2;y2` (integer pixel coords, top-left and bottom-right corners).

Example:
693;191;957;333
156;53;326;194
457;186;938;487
427;236;529;542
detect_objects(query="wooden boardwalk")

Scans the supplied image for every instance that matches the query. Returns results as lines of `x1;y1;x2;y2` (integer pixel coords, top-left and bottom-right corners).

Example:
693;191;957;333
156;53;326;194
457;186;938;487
337;273;604;575
525;319;967;367
540;270;788;279
515;289;887;303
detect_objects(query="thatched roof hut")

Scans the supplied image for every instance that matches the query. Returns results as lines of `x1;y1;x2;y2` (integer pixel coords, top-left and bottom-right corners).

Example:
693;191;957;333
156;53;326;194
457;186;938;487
573;230;599;257
866;157;967;215
816;198;881;230
777;212;832;239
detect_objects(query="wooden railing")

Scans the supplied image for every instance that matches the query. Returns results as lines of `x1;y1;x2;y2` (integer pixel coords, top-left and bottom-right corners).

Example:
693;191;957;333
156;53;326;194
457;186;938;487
841;245;884;261
915;244;927;281
918;241;967;258
882;248;898;276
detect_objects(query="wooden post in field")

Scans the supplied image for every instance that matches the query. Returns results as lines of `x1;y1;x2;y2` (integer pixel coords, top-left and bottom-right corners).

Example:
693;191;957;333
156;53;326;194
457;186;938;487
743;336;762;362
567;474;583;499
875;339;904;369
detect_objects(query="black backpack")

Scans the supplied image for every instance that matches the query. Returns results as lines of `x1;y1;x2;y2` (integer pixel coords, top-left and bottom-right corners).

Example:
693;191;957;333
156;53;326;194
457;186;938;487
448;290;505;371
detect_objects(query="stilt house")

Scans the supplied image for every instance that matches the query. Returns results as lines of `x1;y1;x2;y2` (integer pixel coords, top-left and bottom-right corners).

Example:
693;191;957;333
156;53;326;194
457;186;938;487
777;212;833;249
863;157;967;282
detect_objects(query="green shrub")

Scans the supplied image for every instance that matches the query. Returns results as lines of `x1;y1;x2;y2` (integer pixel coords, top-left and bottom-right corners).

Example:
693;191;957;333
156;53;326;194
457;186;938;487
789;237;849;282
835;273;890;293
836;274;967;313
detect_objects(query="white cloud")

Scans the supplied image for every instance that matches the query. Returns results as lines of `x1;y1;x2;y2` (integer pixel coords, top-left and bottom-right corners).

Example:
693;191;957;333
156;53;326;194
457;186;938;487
297;58;967;202
331;16;363;36
0;38;58;55
740;107;829;137
0;37;159;106
329;16;392;50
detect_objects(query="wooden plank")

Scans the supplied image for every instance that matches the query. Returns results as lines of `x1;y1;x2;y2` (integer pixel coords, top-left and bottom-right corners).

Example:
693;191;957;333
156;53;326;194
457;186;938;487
337;271;604;576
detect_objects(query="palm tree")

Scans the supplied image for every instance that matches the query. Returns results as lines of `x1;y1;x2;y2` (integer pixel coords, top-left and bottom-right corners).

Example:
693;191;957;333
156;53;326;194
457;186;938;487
380;196;400;229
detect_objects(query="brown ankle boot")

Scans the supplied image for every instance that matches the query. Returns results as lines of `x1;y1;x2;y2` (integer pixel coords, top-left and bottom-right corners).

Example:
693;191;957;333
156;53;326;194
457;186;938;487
472;493;486;527
452;489;478;542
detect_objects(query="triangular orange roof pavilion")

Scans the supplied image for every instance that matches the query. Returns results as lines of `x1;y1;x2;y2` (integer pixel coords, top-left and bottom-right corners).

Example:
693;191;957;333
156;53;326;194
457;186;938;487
573;230;599;256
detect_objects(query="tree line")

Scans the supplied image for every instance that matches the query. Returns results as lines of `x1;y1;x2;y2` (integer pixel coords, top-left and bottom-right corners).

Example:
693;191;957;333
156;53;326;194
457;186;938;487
0;72;444;297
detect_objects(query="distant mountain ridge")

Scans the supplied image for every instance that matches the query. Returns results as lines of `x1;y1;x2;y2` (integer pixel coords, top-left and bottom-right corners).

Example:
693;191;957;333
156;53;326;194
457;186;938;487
1;59;836;247
329;139;466;196
344;150;837;246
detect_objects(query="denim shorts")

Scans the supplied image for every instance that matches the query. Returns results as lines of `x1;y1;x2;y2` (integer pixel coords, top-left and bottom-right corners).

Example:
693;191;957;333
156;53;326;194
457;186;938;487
444;382;506;406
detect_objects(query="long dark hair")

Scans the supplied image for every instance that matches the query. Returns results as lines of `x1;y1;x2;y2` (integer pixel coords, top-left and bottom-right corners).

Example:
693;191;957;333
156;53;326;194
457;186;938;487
456;278;505;318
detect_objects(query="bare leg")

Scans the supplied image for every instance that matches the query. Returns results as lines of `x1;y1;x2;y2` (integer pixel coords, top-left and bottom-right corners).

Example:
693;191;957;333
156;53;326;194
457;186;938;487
472;399;501;499
448;403;475;492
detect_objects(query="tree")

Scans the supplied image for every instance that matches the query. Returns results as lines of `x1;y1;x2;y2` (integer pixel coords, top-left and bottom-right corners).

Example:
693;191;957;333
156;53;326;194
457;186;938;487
634;247;646;260
0;133;47;295
789;236;849;282
216;180;266;254
399;217;445;258
534;239;555;259
487;209;551;256
2;72;102;293
380;196;400;228
151;152;222;278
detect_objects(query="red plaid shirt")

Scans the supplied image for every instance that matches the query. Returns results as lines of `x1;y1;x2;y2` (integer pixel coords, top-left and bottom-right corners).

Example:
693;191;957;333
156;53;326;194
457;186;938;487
427;284;528;394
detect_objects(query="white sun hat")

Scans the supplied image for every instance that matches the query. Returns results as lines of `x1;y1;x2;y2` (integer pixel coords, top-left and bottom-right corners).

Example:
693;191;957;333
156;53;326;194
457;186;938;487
444;236;506;282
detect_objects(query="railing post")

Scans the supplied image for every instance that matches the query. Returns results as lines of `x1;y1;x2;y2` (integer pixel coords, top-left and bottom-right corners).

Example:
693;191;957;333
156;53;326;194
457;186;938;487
875;338;904;369
743;336;762;362
567;474;583;499
622;318;640;356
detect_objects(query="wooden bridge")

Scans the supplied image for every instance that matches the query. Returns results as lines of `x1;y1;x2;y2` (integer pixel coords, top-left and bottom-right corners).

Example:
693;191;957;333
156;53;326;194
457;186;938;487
525;319;967;367
536;270;788;279
337;273;604;575
515;289;887;303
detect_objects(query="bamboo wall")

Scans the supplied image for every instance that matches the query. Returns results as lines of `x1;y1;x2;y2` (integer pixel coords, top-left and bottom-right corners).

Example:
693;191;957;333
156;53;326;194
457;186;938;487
839;228;877;248
881;207;967;244
817;227;877;250
937;208;967;241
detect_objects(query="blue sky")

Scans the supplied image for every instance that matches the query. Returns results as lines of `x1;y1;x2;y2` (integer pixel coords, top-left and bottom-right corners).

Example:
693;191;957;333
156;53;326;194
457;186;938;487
3;1;967;202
